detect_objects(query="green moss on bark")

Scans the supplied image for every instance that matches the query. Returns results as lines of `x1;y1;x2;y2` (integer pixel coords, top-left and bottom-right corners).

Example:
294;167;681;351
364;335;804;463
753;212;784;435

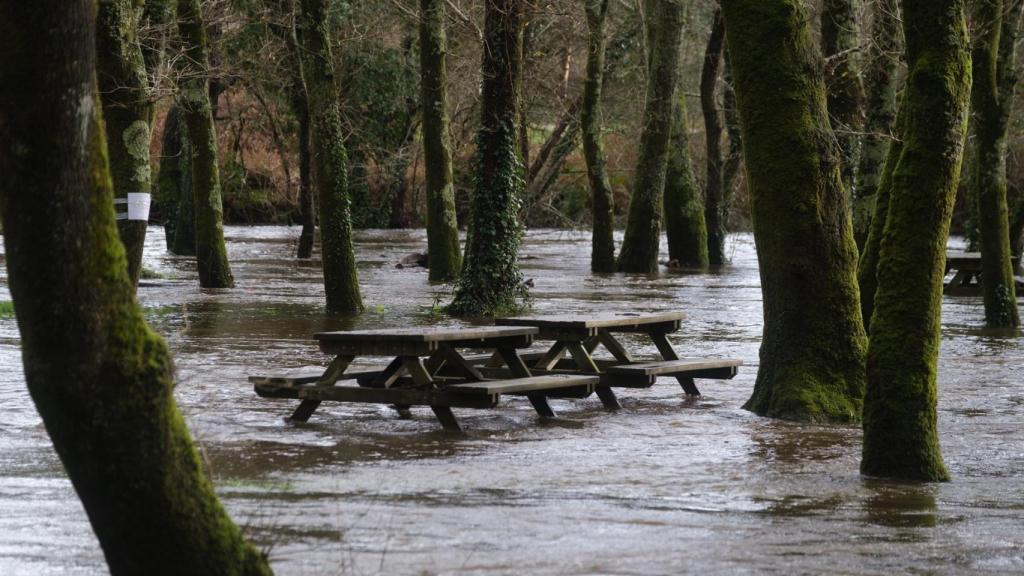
0;3;271;572
663;85;709;269
419;0;462;282
702;9;728;267
861;0;972;482
722;0;867;423
581;0;616;273
299;0;363;314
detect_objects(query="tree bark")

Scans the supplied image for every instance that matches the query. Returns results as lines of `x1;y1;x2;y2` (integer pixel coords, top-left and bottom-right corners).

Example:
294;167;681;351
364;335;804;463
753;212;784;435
721;0;868;422
177;0;234;288
581;0;616;273
702;9;728;267
0;3;271;573
663;84;709;269
821;0;866;194
617;0;685;273
861;0;972;482
449;0;527;316
156;105;196;256
970;0;1022;328
298;0;363;314
419;0;463;281
852;0;901;248
97;0;153;287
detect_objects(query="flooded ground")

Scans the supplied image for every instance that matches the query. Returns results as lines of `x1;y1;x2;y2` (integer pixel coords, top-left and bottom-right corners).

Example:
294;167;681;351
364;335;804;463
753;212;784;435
1;226;1022;575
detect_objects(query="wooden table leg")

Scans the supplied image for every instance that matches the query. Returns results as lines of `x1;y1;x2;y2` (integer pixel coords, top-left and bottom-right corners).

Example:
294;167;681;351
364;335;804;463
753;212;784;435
566;341;621;410
431;406;462;432
498;347;557;418
403;356;464;431
648;332;702;396
534;341;568;370
290;354;354;422
597;329;634;363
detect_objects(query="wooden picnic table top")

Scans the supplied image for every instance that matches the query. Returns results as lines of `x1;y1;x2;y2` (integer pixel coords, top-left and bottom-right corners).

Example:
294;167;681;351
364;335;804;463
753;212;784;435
496;311;684;331
315;325;538;344
946;251;1021;266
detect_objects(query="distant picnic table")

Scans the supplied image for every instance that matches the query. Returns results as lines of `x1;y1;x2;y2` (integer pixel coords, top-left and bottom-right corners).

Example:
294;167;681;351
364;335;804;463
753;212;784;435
944;251;1023;296
250;313;742;431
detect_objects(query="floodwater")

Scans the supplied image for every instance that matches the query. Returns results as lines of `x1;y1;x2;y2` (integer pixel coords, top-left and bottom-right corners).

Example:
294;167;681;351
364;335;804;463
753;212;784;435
1;227;1022;575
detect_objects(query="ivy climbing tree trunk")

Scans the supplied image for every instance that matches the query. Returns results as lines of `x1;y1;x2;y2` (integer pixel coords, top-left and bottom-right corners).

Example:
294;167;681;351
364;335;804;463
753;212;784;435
821;0;866;194
970;0;1022;328
419;0;463;281
97;0;153;287
702;9;728;267
721;0;867;422
861;0;972;482
299;0;363;314
581;0;616;273
617;0;685;273
449;0;527;315
0;3;272;573
177;0;234;288
852;0;901;248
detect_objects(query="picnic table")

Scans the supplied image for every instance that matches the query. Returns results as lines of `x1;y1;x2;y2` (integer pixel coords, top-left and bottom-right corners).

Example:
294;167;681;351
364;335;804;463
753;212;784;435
494;312;741;406
250;326;598;431
944;251;1023;296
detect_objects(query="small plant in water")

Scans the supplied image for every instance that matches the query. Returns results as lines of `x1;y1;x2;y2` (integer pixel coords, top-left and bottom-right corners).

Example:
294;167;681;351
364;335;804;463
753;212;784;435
0;301;14;319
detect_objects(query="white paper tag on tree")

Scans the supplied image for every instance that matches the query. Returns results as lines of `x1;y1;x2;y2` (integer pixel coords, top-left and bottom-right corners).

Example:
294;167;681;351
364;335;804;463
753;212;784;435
127;193;151;221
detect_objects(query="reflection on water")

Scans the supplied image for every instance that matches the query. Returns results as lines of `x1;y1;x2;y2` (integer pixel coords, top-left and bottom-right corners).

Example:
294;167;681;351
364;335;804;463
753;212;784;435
0;227;1022;575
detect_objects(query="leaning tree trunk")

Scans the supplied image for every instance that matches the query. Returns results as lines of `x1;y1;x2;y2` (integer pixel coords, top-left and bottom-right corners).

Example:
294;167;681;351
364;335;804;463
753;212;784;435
617;0;685;273
420;0;463;281
821;0;866;194
970;0;1022;328
852;0;901;249
449;0;527;316
299;0;363;314
663;71;709;269
0;3;272;574
97;0;153;287
721;0;867;423
581;0;616;273
177;0;234;288
702;9;728;267
861;0;972;482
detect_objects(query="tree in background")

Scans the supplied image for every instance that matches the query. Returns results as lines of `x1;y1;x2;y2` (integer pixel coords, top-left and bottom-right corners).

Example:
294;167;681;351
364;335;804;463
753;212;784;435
862;0;972;481
852;0;902;248
970;0;1022;328
617;0;685;273
97;0;155;287
0;2;271;572
299;0;363;314
702;9;729;267
449;0;528;315
721;0;867;422
178;0;235;288
420;0;463;281
821;0;866;194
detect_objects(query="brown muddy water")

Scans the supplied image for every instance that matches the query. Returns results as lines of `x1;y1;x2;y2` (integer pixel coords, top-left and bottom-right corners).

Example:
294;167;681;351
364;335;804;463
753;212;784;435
1;227;1022;575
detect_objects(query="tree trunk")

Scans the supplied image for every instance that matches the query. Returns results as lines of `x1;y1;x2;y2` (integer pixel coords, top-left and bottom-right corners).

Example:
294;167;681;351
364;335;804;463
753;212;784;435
821;0;866;194
702;9;728;267
419;0;463;281
721;47;744;203
970;0;1022;328
663;85;709;269
177;0;234;288
295;92;316;259
721;0;867;423
449;0;527;316
617;0;685;273
852;0;901;249
97;0;153;287
299;0;363;314
157;106;183;251
581;0;616;273
0;3;272;573
861;0;972;482
172;117;198;256
857;96;905;330
1012;192;1024;257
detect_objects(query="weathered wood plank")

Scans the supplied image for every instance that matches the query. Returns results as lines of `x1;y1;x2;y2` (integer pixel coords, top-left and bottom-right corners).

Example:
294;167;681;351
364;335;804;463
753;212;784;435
445;374;600;395
497;311;684;330
606;358;743;377
315;325;537;343
254;382;498;409
249;368;383;387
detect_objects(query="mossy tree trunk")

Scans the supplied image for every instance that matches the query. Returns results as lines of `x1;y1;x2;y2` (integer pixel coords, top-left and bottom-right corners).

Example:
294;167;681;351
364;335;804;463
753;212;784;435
1012;194;1024;256
156;105;196;256
581;0;616;273
970;0;1022;328
721;48;744;202
821;0;866;194
419;0;463;281
617;0;685;273
861;0;972;482
0;3;272;573
97;0;153;287
177;0;234;288
299;0;363;314
449;0;527;316
721;0;868;423
702;9;728;267
852;0;901;248
663;74;709;269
